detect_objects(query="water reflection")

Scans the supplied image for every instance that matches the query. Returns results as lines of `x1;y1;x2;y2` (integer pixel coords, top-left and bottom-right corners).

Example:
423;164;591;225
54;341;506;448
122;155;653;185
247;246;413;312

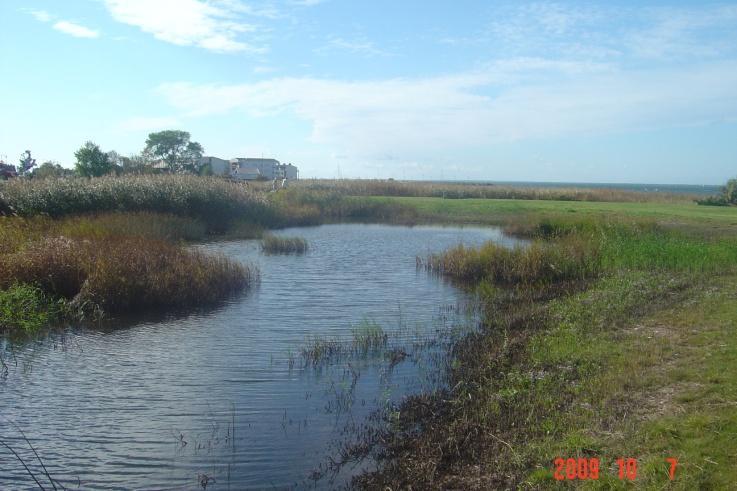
0;224;521;489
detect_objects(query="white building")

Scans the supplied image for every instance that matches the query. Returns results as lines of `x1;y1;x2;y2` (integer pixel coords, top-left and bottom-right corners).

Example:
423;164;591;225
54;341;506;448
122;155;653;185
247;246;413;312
199;156;231;176
229;158;299;181
231;158;279;180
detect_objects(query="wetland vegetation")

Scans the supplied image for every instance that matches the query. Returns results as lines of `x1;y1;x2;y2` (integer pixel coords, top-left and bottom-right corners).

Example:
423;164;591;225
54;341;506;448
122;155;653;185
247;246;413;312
261;234;309;254
3;175;737;489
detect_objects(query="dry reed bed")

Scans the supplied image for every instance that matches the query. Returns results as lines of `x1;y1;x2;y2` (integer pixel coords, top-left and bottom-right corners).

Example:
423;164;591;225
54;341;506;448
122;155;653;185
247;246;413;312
0;175;272;230
295;179;698;203
422;238;601;285
0;235;256;314
261;234;308;254
0;213;208;254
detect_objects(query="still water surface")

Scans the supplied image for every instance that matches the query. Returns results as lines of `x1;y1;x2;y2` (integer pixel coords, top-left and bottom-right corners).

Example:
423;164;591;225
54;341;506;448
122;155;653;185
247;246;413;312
0;224;519;489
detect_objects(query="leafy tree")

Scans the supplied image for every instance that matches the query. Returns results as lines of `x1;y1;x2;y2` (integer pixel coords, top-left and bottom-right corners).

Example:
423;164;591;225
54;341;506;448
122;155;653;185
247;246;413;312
18;150;37;176
105;151;124;175
75;141;113;177
723;178;737;204
144;130;204;174
698;177;737;206
199;162;214;176
31;161;73;179
0;160;17;179
118;153;153;174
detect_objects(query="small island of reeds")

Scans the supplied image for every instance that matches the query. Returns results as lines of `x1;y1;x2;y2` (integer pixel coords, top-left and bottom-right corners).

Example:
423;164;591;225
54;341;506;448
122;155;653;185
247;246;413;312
261;234;309;254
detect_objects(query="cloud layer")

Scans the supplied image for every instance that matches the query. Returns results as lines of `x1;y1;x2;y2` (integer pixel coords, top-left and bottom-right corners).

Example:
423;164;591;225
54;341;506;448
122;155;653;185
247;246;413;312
53;21;100;39
158;58;737;158
104;0;265;53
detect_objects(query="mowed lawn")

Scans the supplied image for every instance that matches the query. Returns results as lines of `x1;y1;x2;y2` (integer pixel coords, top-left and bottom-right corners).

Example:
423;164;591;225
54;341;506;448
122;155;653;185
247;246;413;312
370;196;737;228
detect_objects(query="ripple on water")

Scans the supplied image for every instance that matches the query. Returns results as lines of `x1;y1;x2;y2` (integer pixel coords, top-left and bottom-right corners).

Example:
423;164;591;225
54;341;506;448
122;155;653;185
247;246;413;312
0;224;522;489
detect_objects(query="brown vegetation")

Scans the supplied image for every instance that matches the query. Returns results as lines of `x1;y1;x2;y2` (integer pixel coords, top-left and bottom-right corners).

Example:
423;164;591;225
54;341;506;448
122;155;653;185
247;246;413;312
0;235;254;313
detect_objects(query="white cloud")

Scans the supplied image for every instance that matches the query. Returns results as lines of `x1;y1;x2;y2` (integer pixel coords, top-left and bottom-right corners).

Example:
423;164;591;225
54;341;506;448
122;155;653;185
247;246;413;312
53;21;100;39
320;37;390;57
118;116;181;132
29;10;52;23
104;0;266;53
290;0;327;6
157;59;737;158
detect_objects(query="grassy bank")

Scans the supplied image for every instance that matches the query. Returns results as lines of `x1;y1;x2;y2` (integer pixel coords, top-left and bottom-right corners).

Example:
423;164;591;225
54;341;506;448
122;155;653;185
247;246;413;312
365;196;737;231
0;176;275;334
354;214;737;489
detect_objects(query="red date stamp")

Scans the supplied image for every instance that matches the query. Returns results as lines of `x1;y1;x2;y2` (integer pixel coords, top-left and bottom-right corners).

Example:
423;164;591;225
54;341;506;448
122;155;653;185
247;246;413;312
553;457;678;481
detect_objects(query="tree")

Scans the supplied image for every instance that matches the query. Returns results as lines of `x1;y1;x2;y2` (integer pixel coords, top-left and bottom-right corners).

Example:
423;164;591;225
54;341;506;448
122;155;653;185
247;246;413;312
31;161;73;179
75;141;113;177
122;152;157;174
18;150;37;176
144;130;204;174
105;151;124;175
0;160;17;179
723;178;737;204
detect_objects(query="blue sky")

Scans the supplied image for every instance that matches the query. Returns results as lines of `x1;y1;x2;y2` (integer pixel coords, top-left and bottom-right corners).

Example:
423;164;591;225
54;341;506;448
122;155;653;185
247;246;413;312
1;0;736;183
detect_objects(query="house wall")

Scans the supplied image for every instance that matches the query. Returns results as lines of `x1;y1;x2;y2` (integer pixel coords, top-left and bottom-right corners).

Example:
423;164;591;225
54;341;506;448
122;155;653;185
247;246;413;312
199;156;230;176
233;158;280;180
283;164;299;180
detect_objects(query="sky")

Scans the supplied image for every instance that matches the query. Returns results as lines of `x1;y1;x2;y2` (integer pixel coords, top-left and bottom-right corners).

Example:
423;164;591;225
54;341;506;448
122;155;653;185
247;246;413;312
1;1;736;184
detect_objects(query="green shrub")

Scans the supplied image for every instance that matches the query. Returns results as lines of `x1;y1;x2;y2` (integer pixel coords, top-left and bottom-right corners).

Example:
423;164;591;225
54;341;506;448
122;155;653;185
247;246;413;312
0;284;64;333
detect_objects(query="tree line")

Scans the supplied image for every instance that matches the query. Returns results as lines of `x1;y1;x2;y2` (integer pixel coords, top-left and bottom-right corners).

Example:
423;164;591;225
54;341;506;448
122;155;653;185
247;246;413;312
0;130;206;180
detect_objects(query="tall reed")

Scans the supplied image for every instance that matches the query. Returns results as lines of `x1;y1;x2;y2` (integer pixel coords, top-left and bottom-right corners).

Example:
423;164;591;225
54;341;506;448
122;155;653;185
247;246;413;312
261;235;308;254
423;238;601;285
0;236;256;313
294;179;699;203
0;175;272;230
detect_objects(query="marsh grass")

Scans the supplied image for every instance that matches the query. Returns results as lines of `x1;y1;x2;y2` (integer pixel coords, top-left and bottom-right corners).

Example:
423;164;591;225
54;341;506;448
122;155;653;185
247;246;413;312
355;218;737;489
351;319;388;354
261;235;308;254
294;178;699;203
0;235;256;315
1;212;207;253
0;175;271;231
422;237;601;285
300;320;390;367
0;284;66;334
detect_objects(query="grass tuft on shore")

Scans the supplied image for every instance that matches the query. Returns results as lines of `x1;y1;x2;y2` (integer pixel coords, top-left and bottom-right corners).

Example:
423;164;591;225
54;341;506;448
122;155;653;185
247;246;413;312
423;237;601;285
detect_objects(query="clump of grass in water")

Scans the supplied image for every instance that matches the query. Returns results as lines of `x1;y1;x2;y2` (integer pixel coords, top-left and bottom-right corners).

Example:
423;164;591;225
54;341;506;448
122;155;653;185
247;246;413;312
300;319;389;367
301;335;343;366
351;319;387;354
261;234;308;254
0;283;66;334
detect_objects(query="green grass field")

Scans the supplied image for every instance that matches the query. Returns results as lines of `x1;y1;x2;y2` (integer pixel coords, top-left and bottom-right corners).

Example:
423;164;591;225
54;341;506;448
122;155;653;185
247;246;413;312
355;194;737;490
370;196;737;228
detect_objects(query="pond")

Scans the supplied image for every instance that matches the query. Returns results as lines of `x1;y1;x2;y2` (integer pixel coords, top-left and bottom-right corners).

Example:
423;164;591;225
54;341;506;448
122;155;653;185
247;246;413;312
0;224;521;490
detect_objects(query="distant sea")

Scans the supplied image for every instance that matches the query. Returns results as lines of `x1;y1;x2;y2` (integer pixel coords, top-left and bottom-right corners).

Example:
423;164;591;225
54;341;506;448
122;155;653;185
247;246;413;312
432;180;721;196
